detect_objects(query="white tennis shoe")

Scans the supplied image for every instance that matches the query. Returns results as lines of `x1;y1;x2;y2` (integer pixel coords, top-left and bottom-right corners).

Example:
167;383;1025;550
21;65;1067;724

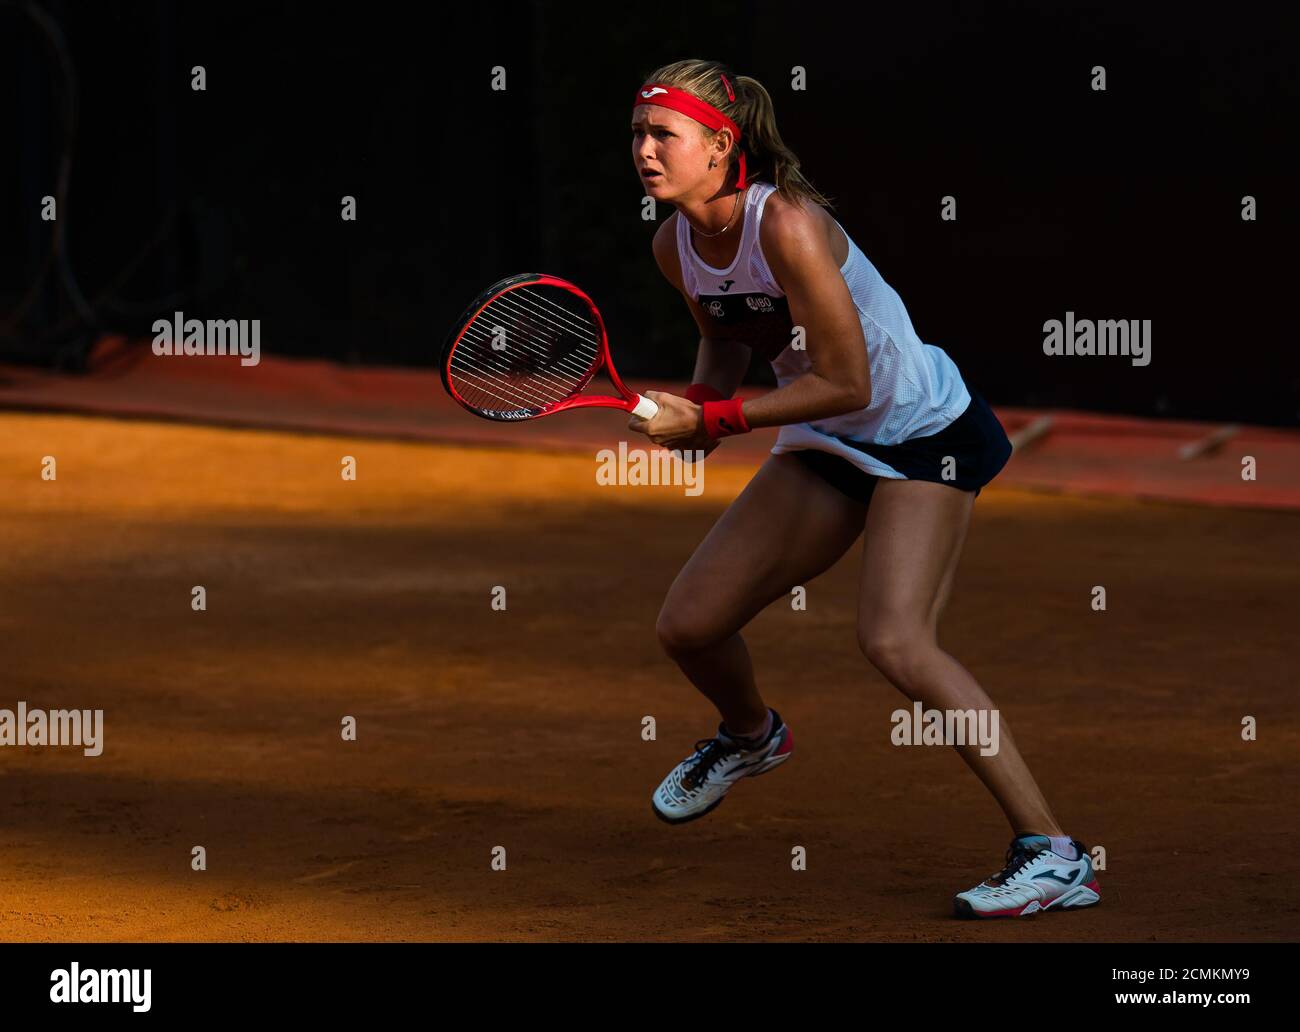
954;834;1102;918
652;709;793;824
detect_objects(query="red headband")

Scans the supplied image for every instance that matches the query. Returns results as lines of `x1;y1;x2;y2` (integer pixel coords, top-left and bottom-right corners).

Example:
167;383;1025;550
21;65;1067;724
633;81;748;190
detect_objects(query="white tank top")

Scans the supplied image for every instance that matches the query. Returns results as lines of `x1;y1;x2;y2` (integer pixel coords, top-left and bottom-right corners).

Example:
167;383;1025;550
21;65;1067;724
675;180;971;478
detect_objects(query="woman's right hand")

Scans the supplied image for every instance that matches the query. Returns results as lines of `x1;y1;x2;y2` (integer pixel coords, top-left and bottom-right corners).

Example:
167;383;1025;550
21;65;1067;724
671;437;720;462
671;398;722;460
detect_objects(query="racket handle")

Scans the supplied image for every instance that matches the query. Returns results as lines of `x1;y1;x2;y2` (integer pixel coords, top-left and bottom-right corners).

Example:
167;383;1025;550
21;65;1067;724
630;394;659;420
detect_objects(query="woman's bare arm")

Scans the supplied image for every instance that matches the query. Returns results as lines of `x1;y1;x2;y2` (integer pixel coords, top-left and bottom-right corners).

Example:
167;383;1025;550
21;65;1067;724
738;202;870;429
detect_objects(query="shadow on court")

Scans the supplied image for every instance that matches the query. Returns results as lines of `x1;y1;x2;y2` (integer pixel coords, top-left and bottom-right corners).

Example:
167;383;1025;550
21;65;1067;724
1;412;1296;941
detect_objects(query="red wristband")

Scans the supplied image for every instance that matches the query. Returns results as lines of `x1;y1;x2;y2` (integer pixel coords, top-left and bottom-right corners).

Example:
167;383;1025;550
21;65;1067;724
702;398;751;439
683;382;727;404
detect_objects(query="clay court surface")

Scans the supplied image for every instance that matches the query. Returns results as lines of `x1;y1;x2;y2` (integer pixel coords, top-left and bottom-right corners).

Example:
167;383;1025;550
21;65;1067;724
2;410;1297;942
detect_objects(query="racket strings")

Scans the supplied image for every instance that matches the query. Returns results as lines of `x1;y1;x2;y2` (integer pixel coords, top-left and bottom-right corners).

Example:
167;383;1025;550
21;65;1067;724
449;285;602;415
451;336;589;411
451;328;586;411
477;293;596;380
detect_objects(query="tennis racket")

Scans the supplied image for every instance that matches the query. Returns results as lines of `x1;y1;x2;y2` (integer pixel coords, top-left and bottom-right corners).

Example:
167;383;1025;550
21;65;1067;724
440;273;659;423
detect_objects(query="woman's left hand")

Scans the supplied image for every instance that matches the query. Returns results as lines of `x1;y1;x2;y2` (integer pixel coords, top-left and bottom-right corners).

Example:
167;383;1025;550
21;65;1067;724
627;390;712;451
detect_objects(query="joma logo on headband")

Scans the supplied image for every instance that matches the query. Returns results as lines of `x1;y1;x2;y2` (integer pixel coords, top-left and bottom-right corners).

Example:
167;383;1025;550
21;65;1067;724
640;87;668;98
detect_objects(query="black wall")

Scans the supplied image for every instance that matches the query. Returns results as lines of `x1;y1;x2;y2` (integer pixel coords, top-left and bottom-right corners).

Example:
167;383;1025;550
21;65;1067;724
5;0;1297;424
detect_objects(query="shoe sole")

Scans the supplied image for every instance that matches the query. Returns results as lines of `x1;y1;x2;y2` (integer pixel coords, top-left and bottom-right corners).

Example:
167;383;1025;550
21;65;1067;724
953;882;1102;919
651;751;791;826
651;794;725;825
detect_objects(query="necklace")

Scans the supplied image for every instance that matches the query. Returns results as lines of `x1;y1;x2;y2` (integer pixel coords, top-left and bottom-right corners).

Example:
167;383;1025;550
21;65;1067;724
692;187;744;238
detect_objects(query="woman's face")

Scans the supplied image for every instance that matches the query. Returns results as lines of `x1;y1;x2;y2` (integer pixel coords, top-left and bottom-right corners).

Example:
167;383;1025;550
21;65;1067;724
632;105;713;198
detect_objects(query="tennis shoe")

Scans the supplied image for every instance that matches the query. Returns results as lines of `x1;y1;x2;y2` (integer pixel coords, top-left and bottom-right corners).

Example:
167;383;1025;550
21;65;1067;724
652;709;793;824
954;834;1101;918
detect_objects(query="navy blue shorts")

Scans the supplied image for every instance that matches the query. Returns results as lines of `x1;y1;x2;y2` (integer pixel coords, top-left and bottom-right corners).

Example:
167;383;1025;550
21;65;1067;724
792;389;1013;506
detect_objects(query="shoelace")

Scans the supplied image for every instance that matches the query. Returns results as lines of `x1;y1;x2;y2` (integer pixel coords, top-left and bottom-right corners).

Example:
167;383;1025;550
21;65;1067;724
988;842;1045;886
680;736;739;792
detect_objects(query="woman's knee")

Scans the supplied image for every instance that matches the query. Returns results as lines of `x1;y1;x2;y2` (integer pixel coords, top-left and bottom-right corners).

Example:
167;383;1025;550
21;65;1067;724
857;618;932;686
656;604;732;655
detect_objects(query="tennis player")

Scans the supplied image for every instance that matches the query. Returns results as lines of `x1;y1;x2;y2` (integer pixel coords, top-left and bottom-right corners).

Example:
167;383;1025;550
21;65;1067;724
628;60;1101;918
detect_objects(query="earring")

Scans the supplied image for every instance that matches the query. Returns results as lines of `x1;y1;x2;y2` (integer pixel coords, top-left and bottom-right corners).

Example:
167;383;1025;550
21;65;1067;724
708;159;716;169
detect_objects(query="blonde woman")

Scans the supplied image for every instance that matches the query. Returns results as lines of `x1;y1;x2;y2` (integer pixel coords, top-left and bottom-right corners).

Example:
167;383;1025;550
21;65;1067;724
629;59;1100;919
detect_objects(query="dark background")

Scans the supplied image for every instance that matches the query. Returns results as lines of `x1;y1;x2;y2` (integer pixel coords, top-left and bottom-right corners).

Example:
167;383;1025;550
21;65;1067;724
3;0;1297;424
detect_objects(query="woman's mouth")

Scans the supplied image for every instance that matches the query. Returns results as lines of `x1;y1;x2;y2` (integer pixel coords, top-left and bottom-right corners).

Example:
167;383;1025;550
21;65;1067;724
641;169;662;180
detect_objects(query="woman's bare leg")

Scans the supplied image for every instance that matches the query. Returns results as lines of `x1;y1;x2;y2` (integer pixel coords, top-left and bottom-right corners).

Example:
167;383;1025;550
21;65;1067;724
657;452;868;735
857;479;1065;837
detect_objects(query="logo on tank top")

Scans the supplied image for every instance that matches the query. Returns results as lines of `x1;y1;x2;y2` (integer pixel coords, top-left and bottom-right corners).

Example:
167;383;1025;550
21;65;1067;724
698;292;788;324
696;290;794;362
718;279;735;292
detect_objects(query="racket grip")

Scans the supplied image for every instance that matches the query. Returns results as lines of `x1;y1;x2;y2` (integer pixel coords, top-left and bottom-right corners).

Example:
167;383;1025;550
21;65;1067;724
630;394;659;420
